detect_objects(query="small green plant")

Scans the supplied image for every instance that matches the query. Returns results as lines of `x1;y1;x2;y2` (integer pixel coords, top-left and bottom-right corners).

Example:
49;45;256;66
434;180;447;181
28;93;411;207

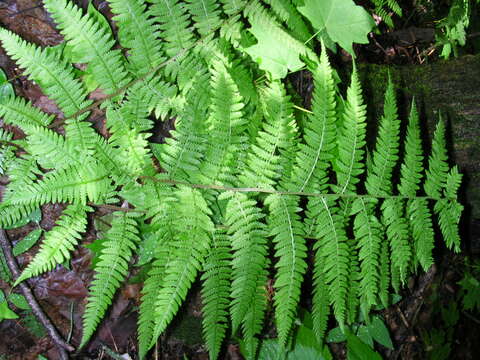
436;0;479;58
458;258;480;311
0;1;463;359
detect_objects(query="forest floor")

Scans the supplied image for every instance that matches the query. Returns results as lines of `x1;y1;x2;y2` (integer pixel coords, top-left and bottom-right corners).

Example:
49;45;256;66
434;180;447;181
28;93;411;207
0;1;479;359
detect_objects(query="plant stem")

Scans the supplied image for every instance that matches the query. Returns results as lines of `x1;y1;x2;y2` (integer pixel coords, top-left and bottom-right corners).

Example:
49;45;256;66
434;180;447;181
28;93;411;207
0;229;74;359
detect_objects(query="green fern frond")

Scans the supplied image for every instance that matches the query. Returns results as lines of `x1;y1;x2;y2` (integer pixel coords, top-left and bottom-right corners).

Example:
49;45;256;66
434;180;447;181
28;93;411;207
351;198;382;313
398;102;423;197
409;198;435;271
313;196;349;329
199;57;247;186
138;227;177;358
312;262;330;343
20;125;80;170
0;128;14;175
424;120;450;199
261;0;311;42
149;187;213;349
108;0;164;74
435;198;463;252
7;162;112;208
5;155;40;188
149;0;196;57
378;239;390;308
0;96;54;128
371;0;402;28
186;0;222;36
14;203;91;285
201;229;232;360
436;166;463;251
43;0;131;94
365;78;400;195
239;80;297;189
345;241;360;324
105;106;154;177
158;79;210;181
221;191;268;351
266;194;307;347
0;28;92;117
382;198;411;283
290;44;336;193
80;211;141;347
220;0;246;15
334;69;367;194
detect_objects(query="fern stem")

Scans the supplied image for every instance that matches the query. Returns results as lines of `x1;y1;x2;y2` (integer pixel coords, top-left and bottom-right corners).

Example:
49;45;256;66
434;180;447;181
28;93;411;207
140;176;444;201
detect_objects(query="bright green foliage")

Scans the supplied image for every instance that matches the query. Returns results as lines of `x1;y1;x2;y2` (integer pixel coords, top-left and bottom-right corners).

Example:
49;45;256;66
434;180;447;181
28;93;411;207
13;204;91;286
108;0;164;74
43;0;131;94
0;1;464;359
266;194;307;347
222;191;268;357
244;10;308;79
299;0;375;54
201;230;232;360
81;211;141;347
334;70;367;195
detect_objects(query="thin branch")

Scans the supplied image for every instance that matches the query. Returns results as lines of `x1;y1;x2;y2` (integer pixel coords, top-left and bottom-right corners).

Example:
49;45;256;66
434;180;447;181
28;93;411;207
0;229;74;359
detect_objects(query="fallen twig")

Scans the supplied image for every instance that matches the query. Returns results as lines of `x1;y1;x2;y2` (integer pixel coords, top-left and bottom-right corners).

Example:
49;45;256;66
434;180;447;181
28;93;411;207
0;229;74;359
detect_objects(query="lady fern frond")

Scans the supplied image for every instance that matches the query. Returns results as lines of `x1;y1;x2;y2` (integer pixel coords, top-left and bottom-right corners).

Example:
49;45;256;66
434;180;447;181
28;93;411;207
334;69;367;195
262;0;311;42
43;0;131;94
398;102;423;196
351;197;383;314
14;204;91;285
265;194;307;347
365;78;400;195
108;0;164;74
290;43;337;193
6;162;112;209
239;80;297;189
201;230;232;360
0;96;54;128
436;166;463;251
149;0;196;57
157;79;210;181
80;211;141;347
186;0;222;36
199;57;247;186
313;197;350;329
149;187;214;350
0;28;92;117
221;191;268;355
0;2;465;356
409;198;435;270
424;120;450;199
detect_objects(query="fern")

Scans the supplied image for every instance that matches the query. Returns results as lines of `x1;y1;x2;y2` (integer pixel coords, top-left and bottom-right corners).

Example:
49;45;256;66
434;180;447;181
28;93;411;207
14;203;91;285
81;211;141;347
201;229;232;360
43;0;131;94
0;1;464;359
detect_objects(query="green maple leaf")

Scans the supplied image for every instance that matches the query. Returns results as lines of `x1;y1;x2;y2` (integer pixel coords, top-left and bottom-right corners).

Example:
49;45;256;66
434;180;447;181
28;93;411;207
244;17;305;79
299;0;375;55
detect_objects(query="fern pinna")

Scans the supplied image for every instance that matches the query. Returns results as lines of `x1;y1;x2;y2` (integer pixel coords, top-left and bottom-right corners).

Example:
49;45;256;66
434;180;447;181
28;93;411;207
0;0;462;359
